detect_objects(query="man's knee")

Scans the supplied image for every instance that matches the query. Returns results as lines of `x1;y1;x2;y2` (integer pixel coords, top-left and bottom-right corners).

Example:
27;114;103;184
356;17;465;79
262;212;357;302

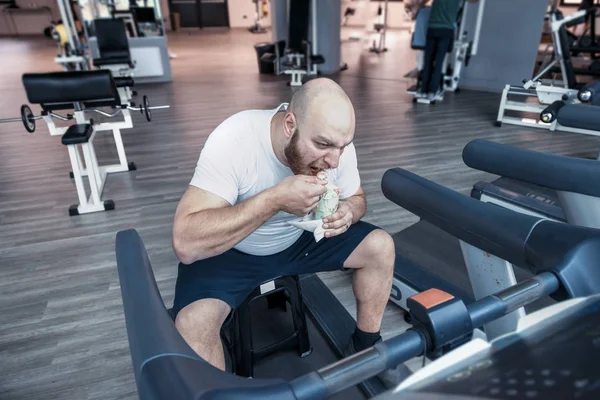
365;229;395;265
346;229;395;269
175;298;231;340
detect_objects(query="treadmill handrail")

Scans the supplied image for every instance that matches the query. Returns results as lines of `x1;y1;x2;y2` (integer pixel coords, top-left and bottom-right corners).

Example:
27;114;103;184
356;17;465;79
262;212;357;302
380;167;600;287
115;229;293;399
463;139;600;198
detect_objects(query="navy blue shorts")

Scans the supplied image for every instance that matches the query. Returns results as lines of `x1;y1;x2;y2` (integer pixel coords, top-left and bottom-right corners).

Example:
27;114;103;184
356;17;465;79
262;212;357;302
172;220;380;319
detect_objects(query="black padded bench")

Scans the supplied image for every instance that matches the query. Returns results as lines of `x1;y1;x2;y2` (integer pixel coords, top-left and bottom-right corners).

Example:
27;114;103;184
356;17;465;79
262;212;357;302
21;70;135;216
92;19;135;69
61;124;94;145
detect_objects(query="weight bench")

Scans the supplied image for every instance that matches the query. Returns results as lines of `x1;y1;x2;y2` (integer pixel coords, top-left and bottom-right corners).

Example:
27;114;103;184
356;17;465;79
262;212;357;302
21;70;137;215
92;18;137;105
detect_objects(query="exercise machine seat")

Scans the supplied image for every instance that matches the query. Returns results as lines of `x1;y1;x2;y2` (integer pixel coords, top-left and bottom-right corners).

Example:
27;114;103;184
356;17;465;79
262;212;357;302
113;76;135;88
21;70;121;111
463;139;600;198
92;19;134;68
61;124;94;145
311;54;325;64
557;103;600;131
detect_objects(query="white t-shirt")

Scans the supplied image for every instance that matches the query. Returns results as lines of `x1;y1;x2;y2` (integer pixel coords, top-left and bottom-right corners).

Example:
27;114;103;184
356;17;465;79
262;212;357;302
189;103;361;256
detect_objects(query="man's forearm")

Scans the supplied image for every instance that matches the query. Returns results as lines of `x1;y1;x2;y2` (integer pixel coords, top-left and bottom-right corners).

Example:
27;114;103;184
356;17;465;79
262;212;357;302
341;193;366;223
174;189;279;263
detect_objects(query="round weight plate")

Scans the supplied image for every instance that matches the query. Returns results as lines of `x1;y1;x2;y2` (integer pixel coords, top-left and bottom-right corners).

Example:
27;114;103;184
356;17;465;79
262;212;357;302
21;104;35;133
143;95;152;122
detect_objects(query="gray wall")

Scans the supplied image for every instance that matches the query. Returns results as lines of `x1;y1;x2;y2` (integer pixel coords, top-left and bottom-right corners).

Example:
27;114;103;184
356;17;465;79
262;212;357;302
270;0;288;43
316;0;341;74
460;0;548;92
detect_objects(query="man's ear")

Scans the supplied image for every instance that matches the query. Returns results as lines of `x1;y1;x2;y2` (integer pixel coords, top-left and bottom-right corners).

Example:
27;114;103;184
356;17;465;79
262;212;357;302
283;112;297;139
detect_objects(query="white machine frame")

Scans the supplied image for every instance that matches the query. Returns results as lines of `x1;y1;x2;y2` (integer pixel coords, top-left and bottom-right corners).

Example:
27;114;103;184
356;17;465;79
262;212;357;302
42;107;135;215
495;9;599;135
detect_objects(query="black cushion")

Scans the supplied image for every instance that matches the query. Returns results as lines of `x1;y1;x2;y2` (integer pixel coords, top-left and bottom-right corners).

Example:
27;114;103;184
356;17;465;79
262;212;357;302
260;53;277;62
95;19;130;55
61;124;94;145
22;70;120;111
93;56;134;68
113;76;135;88
311;54;325;64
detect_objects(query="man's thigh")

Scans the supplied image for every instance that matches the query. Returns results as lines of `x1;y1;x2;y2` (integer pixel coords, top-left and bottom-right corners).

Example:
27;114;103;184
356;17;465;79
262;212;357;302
283;221;381;276
172;249;280;318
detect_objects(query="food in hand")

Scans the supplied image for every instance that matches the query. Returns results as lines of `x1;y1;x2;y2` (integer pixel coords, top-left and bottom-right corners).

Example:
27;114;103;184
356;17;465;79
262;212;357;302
315;171;340;220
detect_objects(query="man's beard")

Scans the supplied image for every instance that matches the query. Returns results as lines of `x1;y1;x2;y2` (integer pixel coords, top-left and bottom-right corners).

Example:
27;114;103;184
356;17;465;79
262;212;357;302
284;130;309;175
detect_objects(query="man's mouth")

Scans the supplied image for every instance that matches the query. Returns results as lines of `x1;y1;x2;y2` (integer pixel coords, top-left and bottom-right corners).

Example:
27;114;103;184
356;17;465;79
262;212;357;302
309;167;321;176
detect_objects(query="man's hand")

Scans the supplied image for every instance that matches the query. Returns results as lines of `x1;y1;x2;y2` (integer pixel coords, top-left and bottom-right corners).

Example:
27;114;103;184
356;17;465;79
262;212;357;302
271;175;328;216
322;201;354;238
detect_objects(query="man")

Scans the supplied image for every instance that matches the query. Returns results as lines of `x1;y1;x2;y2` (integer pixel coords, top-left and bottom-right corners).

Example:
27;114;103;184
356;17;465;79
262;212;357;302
419;0;478;101
171;78;408;385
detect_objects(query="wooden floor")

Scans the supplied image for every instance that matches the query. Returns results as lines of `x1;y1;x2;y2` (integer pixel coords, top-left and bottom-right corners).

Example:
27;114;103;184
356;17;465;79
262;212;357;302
1;28;600;400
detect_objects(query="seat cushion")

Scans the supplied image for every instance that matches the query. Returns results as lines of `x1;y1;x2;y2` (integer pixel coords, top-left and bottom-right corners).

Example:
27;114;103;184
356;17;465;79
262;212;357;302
61;124;94;145
311;54;325;64
93;57;134;68
113;76;135;88
260;53;277;62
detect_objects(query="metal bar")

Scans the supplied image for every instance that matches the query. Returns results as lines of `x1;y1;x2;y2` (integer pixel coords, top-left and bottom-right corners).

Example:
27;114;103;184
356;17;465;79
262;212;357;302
471;0;486;56
91;109;123;117
291;330;424;400
49;112;71;121
468;272;559;328
0;117;24;123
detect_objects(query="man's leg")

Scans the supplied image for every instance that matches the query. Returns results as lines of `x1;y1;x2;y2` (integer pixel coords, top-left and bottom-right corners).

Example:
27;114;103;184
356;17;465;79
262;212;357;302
175;298;232;370
429;29;453;95
343;229;395;335
420;29;438;95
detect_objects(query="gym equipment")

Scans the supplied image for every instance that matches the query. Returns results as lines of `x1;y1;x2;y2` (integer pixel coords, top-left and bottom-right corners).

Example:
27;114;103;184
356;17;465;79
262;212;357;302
92;18;139;105
369;0;389;54
464;139;600;226
375;293;600;398
261;0;325;86
115;166;600;399
0;70;166;215
495;8;597;131
53;0;90;71
578;80;600;103
389;137;600;341
407;0;486;105
249;0;269;34
0;93;161;129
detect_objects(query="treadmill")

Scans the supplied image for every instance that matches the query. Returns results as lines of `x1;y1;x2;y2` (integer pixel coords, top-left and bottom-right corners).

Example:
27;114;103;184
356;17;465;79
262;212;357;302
114;167;600;400
390;137;600;341
468;82;600;226
376;293;600;400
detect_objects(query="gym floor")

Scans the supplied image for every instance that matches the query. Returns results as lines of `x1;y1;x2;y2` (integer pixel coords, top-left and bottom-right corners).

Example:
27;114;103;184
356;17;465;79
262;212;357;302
1;28;599;400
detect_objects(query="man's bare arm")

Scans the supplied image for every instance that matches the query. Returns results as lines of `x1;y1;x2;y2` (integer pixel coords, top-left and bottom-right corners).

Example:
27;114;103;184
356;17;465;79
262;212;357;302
172;186;279;264
172;175;327;264
341;186;367;224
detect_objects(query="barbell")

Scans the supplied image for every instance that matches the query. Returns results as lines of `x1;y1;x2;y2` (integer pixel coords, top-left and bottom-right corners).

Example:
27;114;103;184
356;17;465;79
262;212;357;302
0;96;168;133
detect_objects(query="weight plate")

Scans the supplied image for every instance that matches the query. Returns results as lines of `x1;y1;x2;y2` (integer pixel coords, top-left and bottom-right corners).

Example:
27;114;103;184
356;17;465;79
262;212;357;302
21;104;35;133
143;95;152;122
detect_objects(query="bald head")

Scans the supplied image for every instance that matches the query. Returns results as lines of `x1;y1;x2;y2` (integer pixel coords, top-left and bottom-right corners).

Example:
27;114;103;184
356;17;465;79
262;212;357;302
288;78;355;144
277;78;356;175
